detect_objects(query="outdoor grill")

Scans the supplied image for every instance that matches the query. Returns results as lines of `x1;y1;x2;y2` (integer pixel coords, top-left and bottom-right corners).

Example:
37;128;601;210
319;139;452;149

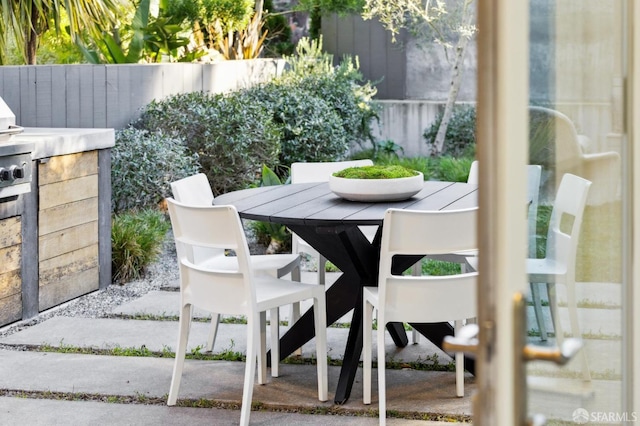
0;95;115;328
0;96;35;327
0;97;33;201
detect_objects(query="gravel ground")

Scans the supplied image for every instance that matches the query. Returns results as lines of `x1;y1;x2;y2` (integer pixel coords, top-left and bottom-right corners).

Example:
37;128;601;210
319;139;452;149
0;227;308;341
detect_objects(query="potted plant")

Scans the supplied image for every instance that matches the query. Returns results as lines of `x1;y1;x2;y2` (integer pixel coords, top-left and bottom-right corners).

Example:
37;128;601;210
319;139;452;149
329;165;424;202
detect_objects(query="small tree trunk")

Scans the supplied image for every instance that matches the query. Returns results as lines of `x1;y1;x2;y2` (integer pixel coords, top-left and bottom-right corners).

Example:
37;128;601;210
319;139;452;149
26;3;39;65
432;32;471;155
432;0;475;155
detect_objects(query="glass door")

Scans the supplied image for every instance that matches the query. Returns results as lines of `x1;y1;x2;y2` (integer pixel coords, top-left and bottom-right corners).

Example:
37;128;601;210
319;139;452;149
470;0;639;424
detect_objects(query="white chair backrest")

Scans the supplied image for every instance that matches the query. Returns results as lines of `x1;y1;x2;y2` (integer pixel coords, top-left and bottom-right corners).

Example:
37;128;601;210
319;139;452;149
465;162;541;257
467;160;479;184
170;173;214;206
527;165;542;257
378;208;478;324
290;159;374;184
545;173;591;269
170;173;221;263
166;198;255;314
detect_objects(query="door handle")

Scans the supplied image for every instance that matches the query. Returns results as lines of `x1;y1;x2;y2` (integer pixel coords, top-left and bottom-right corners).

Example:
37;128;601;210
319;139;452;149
443;293;584;426
514;292;584;426
442;323;479;354
523;337;583;365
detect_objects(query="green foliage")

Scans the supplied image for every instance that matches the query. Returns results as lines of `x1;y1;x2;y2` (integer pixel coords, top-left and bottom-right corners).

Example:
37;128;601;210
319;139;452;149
0;0;119;64
432;157;475;182
247;82;348;170
77;0;194;64
111;209;170;284
296;0;365;39
276;37;380;156
135;91;281;196
262;0;294;57
424;104;477;158
361;150;432;180
333;165;418;179
248;165;292;253
111;128;200;213
36;18;85;64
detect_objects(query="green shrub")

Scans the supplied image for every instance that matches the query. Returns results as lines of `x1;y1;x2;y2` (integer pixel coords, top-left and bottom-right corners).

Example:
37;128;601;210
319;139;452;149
433;157;475;182
134;91;281;195
424;104;477;158
111;209;170;284
248;165;291;253
280;37;380;152
247;83;348;170
111;128;200;213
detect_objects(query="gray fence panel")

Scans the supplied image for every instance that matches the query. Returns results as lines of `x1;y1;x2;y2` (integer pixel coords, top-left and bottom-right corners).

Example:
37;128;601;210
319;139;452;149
0;61;284;130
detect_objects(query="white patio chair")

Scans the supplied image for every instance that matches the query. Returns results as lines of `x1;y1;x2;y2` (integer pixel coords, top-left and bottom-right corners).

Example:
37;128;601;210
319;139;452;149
467;173;592;380
165;198;328;425
170;173;301;352
527;173;592;380
363;207;478;424
290;159;376;285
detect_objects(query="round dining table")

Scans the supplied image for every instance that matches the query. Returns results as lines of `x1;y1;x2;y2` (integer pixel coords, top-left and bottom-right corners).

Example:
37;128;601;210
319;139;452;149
214;180;478;404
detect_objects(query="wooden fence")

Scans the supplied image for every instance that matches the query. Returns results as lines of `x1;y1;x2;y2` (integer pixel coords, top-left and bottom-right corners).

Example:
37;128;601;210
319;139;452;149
0;60;285;130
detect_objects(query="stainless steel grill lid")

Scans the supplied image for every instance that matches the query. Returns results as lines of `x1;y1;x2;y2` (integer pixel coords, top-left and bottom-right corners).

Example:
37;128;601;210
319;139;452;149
0;96;24;142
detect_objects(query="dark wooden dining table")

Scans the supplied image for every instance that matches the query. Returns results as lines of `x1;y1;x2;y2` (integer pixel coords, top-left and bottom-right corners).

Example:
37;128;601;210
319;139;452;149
214;180;478;404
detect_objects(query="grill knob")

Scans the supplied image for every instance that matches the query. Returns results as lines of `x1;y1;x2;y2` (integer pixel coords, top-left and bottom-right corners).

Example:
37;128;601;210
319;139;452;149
0;167;10;181
12;165;25;179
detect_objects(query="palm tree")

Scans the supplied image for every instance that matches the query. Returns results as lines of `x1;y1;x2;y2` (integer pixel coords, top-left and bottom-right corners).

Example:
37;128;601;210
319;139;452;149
0;0;119;64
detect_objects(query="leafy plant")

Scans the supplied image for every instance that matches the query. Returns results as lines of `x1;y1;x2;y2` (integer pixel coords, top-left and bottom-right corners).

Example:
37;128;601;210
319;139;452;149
247;83;348;172
111;128;200;213
134;91;281;195
279;37;380;152
111;209;170;284
432;157;475;182
248;165;292;253
424;104;477;158
77;0;194;64
262;0;294;57
333;165;418;179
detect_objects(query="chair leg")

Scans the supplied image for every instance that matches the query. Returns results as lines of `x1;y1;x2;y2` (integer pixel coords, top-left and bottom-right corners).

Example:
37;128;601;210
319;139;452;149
318;255;327;285
454;320;464;397
257;311;267;385
168;303;192;405
270;307;280;378
547;283;563;344
411;263;421;344
363;298;374;405
377;324;387;426
566;281;591;382
240;318;260;426
289;265;303;356
206;313;220;352
530;283;548;341
313;293;328;401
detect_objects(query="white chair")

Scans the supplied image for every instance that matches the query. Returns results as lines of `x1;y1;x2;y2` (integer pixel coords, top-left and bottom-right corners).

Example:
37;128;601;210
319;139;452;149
363;207;478;424
527;173;592;380
467;160;479;184
290;159;376;285
170;173;301;352
165;198;328;425
467;173;592;380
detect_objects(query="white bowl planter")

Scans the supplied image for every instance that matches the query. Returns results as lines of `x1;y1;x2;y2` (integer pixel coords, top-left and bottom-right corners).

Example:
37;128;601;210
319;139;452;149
329;171;424;202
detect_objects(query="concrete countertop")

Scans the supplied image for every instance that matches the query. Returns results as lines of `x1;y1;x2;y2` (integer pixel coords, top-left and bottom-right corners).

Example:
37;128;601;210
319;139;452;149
11;127;115;159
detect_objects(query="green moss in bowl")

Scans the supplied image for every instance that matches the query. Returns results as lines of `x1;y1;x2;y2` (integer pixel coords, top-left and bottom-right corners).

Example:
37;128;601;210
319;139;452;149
332;165;419;179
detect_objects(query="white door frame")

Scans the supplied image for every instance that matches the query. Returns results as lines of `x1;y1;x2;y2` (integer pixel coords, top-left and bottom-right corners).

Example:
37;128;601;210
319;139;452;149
474;0;639;424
